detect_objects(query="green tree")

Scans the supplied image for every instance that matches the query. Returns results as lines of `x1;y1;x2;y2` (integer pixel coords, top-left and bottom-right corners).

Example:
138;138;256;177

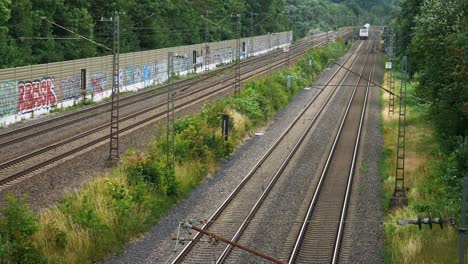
0;0;390;68
0;0;18;68
30;0;63;64
394;0;423;75
54;1;96;60
410;0;467;145
8;0;33;65
89;0;139;54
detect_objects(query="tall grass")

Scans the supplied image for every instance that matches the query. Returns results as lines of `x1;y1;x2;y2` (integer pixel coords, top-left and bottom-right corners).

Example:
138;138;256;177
32;169;174;263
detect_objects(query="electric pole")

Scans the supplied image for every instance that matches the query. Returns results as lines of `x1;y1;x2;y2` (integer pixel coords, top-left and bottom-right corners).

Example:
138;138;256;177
250;12;257;57
166;52;176;170
390;55;409;209
109;11;120;160
268;32;272;76
388;33;396;116
287;10;292;68
39;16;118;160
204;11;212;71
234;14;241;93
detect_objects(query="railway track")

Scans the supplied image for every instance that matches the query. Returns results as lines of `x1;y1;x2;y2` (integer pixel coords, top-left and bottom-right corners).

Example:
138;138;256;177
170;39;365;264
0;29;351;188
0;30;343;157
288;36;377;264
0;33;312;149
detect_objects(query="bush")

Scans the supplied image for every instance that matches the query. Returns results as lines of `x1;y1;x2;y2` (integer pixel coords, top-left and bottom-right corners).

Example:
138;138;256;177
201;100;227;129
122;151;177;196
204;134;235;160
0;196;45;263
231;90;264;125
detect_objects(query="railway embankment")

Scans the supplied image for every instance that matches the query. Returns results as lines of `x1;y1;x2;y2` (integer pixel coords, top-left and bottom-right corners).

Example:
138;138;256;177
0;41;349;263
381;70;462;263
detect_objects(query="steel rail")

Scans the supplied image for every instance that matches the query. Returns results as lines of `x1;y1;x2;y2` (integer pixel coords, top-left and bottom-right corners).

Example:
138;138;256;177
214;43;365;264
331;45;376;264
287;42;372;264
0;31;341;149
0;37;331;171
171;40;362;264
0;33;348;187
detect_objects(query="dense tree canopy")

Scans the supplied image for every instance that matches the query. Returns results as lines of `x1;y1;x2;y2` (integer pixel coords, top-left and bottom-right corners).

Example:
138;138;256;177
393;0;467;187
0;0;390;68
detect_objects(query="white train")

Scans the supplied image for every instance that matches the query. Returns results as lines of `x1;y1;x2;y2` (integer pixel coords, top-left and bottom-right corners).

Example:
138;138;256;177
359;23;370;40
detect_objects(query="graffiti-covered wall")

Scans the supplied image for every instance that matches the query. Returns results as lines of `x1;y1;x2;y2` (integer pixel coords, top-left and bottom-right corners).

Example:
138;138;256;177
17;78;57;113
0;81;17;117
0;31;296;126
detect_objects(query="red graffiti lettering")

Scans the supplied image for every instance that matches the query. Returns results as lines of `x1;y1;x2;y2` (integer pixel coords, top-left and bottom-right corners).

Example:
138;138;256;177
17;78;57;113
91;77;104;93
41;79;57;106
32;81;40;108
17;83;25;113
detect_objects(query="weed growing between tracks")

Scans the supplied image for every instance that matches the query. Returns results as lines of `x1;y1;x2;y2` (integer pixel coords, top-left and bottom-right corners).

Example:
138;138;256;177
49;99;96;114
381;71;464;263
0;41;348;263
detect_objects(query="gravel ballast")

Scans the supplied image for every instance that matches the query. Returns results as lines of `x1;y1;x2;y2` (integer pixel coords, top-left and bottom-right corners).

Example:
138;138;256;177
107;44;367;264
106;87;325;264
222;45;369;264
345;51;385;263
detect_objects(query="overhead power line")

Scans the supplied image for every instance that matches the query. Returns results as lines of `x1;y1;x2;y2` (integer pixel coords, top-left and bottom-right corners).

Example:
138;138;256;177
40;16;111;51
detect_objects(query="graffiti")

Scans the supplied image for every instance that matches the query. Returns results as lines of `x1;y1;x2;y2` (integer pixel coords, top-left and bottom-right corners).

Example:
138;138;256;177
119;69;124;88
174;57;190;73
213;47;233;64
151;62;159;80
143;65;152;86
126;64;160;86
60;75;81;101
134;66;143;83
126;66;135;85
153;62;166;84
88;72;107;94
17;78;57;113
0;81;18;117
0;33;281;124
196;56;204;65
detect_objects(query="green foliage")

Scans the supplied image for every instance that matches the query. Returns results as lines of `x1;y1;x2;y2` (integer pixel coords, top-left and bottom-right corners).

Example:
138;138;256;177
443;138;468;186
0;0;289;68
50;99;95;114
392;0;467;211
70;196;107;233
123;152;177;195
0;196;45;264
231;89;265;125
201;100;226;129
